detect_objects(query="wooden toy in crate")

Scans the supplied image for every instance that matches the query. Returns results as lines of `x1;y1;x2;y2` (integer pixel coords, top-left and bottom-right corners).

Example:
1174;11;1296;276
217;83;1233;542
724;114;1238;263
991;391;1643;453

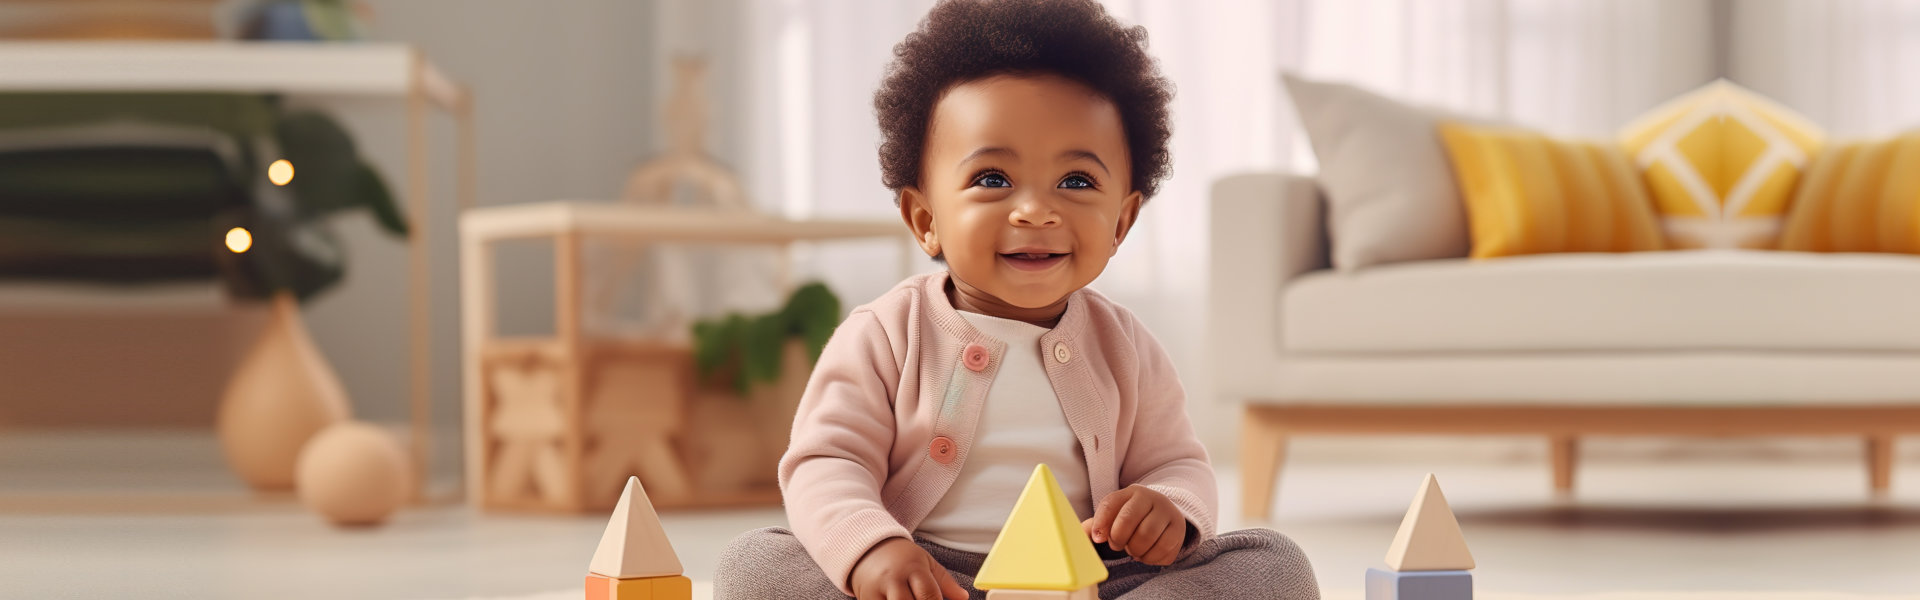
478;337;698;512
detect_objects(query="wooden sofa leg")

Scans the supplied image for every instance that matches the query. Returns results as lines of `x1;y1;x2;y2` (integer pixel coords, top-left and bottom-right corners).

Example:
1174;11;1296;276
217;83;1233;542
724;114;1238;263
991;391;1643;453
1241;409;1288;521
1551;436;1578;494
1867;436;1894;496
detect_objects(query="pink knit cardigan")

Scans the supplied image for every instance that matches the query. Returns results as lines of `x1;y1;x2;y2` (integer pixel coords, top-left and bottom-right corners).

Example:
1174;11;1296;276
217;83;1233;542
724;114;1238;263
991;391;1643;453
777;271;1217;593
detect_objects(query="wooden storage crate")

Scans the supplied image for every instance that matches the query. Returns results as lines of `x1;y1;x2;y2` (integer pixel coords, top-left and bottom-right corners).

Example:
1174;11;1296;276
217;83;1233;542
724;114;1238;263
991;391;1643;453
478;337;698;512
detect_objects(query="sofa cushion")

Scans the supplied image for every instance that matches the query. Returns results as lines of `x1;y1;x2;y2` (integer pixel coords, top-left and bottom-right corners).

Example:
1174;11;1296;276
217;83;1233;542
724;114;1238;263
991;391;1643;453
1254;353;1920;405
1281;251;1920;353
1283;73;1477;270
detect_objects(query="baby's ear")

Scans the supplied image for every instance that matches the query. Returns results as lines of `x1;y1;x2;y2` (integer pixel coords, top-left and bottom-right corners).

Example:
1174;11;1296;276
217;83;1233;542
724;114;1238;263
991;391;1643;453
1113;189;1144;250
898;186;942;258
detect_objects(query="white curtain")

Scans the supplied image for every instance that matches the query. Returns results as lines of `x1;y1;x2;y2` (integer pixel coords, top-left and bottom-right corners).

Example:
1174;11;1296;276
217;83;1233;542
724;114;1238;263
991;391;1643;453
1730;0;1920;138
651;0;1724;441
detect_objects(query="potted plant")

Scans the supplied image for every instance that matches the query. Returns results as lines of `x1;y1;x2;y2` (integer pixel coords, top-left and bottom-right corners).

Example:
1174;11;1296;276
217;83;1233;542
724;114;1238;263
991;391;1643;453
685;282;840;490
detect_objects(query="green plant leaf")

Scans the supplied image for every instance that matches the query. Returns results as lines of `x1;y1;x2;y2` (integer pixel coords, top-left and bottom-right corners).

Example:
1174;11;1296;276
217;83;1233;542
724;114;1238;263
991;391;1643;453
274;111;360;217
357;163;408;236
300;0;363;41
688;281;843;396
741;314;785;385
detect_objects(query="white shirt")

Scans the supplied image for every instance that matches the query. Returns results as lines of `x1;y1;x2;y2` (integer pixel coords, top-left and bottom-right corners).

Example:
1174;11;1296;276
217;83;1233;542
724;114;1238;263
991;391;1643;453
914;311;1094;553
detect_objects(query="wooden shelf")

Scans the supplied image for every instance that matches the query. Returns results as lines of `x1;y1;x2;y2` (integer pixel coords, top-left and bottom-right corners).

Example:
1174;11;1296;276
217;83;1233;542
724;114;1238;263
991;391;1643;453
0;281;226;313
461;202;905;243
0;41;467;110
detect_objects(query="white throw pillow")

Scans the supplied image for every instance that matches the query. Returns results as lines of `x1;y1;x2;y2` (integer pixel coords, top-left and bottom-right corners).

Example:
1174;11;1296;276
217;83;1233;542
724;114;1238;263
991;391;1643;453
1282;73;1474;270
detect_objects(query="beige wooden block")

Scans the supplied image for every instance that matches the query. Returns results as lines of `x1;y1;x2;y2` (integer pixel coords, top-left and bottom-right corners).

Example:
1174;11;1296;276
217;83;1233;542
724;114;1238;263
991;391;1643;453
986;587;1097;600
589;476;684;578
1384;473;1475;571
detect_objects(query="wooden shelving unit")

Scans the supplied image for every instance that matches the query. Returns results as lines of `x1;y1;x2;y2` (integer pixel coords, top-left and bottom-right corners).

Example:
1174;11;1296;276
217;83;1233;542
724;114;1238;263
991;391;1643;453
460;202;915;510
0;41;474;499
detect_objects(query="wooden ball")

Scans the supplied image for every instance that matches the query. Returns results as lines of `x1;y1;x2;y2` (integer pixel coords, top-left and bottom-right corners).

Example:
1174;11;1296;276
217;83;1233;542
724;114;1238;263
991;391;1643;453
296;421;411;526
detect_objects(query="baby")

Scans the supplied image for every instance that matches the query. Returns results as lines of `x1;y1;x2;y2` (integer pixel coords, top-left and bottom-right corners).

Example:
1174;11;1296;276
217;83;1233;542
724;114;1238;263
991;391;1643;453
717;1;1317;599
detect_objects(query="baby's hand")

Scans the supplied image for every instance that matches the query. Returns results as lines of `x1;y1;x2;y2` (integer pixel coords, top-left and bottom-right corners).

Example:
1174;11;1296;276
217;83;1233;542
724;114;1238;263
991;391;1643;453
1081;485;1187;566
849;537;968;600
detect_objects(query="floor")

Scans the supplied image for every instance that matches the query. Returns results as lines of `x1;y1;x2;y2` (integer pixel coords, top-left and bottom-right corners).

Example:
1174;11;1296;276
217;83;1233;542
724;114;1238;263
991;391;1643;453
5;433;1920;599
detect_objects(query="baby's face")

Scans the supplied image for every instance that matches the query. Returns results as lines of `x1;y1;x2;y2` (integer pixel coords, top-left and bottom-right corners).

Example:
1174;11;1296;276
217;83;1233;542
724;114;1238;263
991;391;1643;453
901;73;1142;310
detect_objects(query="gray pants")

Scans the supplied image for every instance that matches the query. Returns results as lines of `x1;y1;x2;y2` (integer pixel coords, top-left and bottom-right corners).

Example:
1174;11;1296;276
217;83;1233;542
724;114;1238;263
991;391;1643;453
714;527;1319;600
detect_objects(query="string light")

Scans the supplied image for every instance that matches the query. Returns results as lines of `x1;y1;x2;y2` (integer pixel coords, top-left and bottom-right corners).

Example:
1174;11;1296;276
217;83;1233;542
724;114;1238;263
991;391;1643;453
268;159;295;186
226;227;253;253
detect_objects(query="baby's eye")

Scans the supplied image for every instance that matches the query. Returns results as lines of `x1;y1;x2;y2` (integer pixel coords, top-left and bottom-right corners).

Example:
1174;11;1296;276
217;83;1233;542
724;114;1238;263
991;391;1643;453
1060;174;1094;189
973;172;1011;188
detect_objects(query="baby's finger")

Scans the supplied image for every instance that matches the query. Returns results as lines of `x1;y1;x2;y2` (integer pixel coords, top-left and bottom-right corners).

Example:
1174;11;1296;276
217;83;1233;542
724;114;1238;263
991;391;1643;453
907;570;939;600
932;564;968;600
881;578;912;600
1087;488;1134;543
1125;508;1167;558
1107;494;1152;551
1141;523;1184;566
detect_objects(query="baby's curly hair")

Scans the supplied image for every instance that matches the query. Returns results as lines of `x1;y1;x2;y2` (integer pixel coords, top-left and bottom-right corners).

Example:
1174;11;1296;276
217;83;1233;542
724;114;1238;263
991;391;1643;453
874;0;1174;201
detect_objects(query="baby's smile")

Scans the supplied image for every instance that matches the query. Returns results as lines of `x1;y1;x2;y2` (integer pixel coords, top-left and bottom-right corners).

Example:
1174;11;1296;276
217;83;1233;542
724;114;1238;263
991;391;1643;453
898;72;1144;324
998;249;1070;272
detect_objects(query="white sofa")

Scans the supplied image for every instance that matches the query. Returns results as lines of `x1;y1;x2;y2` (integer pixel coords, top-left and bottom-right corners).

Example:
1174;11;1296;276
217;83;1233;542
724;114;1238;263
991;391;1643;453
1210;172;1920;519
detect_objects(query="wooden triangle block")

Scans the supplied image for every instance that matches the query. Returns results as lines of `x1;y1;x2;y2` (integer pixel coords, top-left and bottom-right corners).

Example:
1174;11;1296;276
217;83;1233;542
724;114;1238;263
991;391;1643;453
974;464;1108;591
1385;473;1475;571
588;476;684;578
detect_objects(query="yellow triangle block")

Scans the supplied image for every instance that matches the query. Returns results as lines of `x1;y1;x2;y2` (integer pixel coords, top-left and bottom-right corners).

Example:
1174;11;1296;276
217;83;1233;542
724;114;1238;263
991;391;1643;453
1385;473;1475;571
974;464;1108;591
588;476;684;578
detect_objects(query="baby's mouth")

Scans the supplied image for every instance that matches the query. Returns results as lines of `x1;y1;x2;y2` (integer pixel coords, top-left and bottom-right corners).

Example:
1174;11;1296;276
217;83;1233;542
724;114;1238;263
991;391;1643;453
999;252;1069;271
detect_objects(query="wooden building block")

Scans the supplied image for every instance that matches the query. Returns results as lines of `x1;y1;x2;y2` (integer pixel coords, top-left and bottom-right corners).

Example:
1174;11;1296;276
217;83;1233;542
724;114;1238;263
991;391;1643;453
589;477;684;578
586;574;691;600
646;575;692;600
1385;474;1475;571
974;464;1108;591
585;574;612;600
607;576;651;599
1366;568;1471;600
986;586;1097;599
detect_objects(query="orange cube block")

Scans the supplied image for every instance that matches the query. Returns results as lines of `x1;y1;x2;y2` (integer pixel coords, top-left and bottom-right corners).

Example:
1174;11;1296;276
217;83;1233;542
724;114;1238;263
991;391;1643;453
585;574;612;600
586;574;692;600
649;575;692;600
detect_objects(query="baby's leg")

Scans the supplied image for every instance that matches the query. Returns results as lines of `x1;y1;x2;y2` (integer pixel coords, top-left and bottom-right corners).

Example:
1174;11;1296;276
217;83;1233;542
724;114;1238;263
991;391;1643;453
714;526;851;599
1102;528;1319;600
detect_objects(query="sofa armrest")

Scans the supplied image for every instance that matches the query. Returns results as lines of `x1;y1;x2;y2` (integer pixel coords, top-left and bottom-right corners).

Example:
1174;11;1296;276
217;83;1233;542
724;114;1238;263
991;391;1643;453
1208;172;1328;401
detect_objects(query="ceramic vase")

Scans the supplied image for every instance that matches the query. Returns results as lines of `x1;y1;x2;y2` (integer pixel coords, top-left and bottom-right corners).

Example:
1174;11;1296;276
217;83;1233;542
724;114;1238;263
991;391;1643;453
217;292;352;491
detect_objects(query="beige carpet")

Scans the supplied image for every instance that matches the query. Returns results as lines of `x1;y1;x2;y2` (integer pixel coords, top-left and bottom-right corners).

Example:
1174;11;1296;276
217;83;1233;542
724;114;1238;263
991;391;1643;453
435;585;1918;600
1325;593;1920;600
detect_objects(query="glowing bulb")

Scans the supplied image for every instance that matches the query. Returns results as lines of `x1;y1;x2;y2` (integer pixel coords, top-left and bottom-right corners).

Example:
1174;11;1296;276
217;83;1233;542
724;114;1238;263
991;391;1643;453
226;227;253;253
268;159;295;186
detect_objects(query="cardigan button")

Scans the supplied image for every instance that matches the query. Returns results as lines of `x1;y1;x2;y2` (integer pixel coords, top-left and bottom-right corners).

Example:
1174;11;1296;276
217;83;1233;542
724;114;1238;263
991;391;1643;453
929;436;957;464
963;343;990;372
1053;342;1071;364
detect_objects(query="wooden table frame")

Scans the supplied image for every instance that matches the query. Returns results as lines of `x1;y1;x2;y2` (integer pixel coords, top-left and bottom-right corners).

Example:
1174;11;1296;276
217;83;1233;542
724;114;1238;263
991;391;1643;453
458;202;916;508
1240;404;1920;520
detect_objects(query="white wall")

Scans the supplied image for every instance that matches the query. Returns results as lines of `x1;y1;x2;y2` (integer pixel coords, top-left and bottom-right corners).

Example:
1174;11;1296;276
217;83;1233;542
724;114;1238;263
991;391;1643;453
300;0;660;438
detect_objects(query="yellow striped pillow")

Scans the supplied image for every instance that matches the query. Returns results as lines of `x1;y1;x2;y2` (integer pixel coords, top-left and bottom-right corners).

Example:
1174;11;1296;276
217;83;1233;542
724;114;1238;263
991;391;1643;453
1779;132;1920;253
1617;80;1824;249
1438;123;1666;258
